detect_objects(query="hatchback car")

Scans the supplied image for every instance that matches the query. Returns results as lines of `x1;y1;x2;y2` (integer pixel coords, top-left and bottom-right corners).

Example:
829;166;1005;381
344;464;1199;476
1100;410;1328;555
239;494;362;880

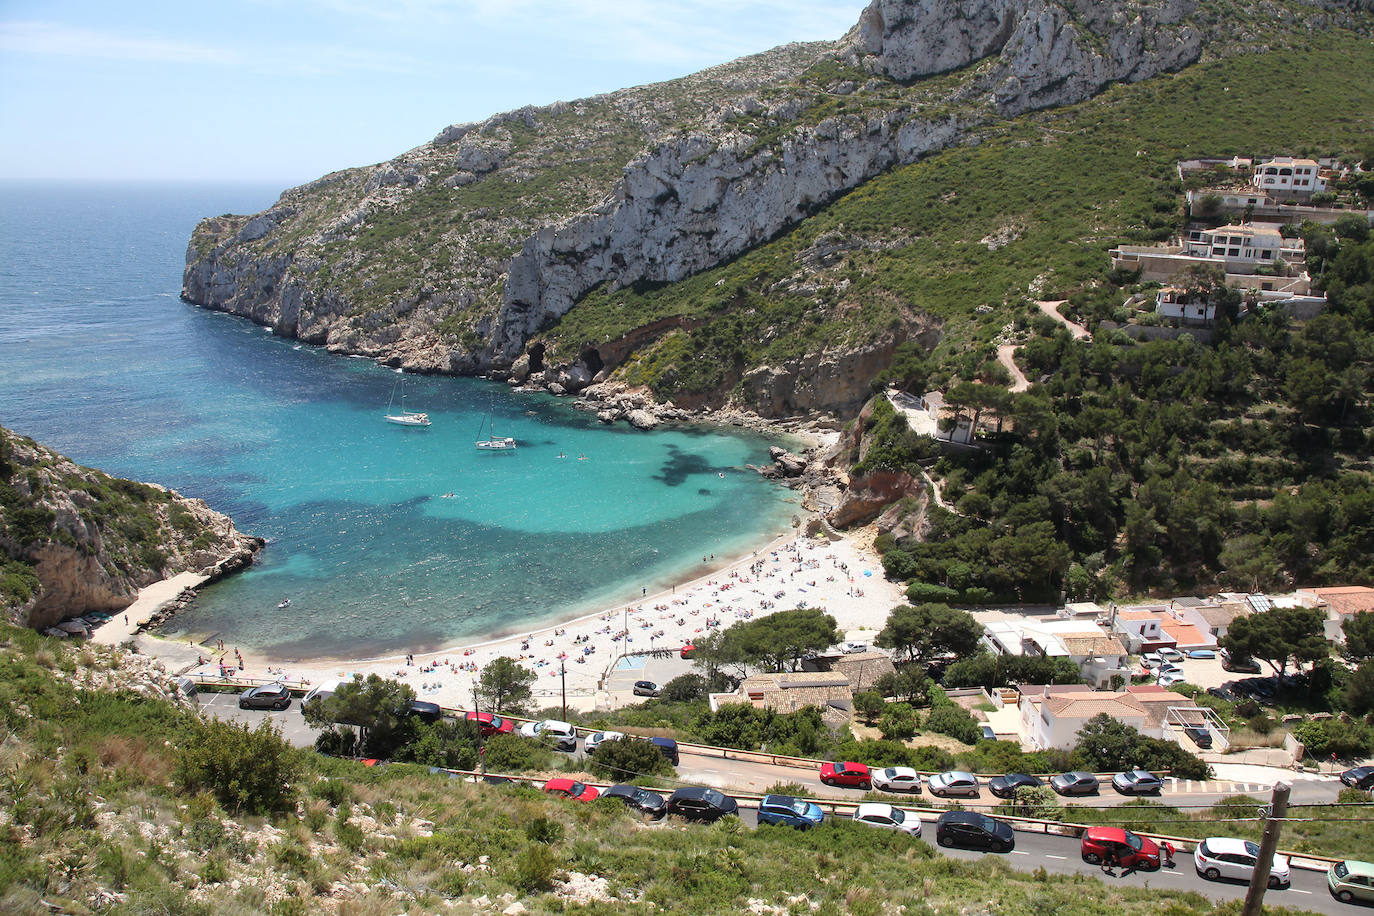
1328;859;1374;904
667;786;738;822
406;700;441;723
871;766;922;793
583;730;625;753
1080;826;1169;870
602;784;667;818
1220;650;1262;674
518;719;578;751
1157;672;1187;688
632;680;660;698
853;803;921;836
1183;725;1212;748
239;683;292;710
542;778;599;802
464;711;515;736
1340;766;1374;790
1157;647;1184;661
1112;769;1164;795
1195;837;1289;888
1050;771;1100;796
819;761;872;788
758;794;825;829
1140;653;1164;669
935;811;1014;852
928;771;981;798
989;773;1043;798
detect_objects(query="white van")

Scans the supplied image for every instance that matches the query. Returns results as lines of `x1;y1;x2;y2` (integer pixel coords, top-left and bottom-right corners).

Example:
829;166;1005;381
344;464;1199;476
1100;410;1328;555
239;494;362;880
301;678;350;709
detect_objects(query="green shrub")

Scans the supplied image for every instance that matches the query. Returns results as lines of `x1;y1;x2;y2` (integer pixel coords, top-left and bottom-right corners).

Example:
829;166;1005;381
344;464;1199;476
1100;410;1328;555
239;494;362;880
523;816;563;845
904;582;959;604
926;705;981;745
514;843;558;892
660;673;708;702
174;718;301;816
482;733;553;773
878;703;918;741
588;736;674;781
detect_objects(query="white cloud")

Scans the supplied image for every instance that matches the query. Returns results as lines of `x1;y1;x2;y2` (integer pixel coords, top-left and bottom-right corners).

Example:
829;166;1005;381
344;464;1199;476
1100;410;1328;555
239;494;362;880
0;20;240;65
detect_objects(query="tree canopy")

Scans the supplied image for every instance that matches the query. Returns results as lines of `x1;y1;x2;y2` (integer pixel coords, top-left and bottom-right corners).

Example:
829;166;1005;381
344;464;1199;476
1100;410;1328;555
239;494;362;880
1220;606;1329;678
706;607;840;673
875;603;983;666
1071;713;1208;780
476;656;536;714
1343;611;1374;660
302;674;417;757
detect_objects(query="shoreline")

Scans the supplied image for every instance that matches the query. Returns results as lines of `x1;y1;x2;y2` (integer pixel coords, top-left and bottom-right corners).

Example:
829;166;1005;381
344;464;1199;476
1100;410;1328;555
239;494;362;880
129;522;903;713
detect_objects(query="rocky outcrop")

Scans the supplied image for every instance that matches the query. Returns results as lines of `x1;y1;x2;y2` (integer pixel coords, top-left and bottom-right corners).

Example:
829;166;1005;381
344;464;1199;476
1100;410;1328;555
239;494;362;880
0;427;261;631
828;469;925;528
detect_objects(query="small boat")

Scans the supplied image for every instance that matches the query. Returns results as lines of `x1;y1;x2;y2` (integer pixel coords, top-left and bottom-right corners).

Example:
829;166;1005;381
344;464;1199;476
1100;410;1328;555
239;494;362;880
385;378;431;427
278;599;291;609
475;410;516;451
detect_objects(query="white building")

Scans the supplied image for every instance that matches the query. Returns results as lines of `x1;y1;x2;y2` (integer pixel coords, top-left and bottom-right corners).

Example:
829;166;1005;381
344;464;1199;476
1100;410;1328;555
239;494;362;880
1017;684;1199;750
982;618;1130;688
1251;157;1326;198
1182;224;1301;268
1156;287;1218;325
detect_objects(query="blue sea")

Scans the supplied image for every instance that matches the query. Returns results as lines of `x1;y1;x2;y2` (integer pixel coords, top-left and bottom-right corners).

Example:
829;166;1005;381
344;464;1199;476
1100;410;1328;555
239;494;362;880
0;181;799;659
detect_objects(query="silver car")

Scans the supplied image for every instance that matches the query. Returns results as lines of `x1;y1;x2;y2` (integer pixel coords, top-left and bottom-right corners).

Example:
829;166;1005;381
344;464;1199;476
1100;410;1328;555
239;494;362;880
927;770;980;798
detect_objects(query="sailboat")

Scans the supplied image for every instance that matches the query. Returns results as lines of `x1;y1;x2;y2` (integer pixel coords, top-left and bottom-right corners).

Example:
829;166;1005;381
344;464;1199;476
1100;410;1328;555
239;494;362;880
384;378;431;427
474;410;516;451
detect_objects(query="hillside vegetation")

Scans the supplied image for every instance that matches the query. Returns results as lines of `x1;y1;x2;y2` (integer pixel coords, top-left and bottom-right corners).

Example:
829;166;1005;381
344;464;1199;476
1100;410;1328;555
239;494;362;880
0;627;1327;916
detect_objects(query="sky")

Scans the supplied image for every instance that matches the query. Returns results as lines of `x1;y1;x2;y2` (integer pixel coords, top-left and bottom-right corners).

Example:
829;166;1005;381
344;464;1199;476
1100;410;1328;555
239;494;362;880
0;0;868;184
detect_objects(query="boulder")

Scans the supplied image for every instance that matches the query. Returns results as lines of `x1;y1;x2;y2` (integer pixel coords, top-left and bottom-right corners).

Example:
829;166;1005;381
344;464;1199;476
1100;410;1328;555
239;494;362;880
626;409;660;430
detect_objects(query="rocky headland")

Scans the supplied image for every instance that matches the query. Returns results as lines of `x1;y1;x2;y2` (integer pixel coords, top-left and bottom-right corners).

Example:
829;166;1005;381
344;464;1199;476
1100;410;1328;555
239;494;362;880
177;0;1374;420
0;426;262;632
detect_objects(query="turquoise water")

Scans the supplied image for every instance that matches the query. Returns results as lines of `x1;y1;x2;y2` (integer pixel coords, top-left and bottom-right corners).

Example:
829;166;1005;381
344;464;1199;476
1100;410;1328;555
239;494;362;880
0;181;799;658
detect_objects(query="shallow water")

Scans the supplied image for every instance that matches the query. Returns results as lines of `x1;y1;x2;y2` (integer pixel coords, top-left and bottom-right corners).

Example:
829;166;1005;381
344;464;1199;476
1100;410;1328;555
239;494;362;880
0;181;799;657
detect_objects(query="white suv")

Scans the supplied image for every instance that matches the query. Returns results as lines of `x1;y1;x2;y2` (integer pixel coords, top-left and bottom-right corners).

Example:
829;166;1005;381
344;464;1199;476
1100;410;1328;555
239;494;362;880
1195;837;1290;888
518;719;578;751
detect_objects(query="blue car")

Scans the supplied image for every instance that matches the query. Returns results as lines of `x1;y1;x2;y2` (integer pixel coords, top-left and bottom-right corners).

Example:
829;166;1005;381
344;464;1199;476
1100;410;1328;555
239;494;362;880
757;794;825;829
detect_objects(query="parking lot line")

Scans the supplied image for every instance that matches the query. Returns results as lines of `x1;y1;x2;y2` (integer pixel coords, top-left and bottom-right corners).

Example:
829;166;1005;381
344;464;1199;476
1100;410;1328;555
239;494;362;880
1045;855;1066;860
1011;851;1030;856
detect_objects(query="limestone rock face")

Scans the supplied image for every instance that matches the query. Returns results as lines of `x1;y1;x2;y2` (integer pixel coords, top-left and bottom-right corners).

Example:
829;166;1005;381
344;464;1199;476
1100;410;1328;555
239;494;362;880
0;427;261;631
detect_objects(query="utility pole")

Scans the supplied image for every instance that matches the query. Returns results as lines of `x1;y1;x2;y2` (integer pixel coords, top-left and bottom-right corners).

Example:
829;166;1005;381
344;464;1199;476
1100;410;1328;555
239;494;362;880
560;660;567;721
1241;780;1291;916
472;679;485;776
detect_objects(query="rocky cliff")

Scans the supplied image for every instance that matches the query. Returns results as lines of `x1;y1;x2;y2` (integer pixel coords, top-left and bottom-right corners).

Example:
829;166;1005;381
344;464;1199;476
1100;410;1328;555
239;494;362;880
0;426;261;631
182;0;1366;418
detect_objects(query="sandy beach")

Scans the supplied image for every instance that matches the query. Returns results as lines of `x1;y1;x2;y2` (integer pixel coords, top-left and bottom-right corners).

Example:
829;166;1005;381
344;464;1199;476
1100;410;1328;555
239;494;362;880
140;531;905;713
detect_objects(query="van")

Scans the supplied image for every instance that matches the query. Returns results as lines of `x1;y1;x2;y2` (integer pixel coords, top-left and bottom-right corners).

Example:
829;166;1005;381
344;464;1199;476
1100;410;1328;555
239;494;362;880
650;737;679;766
301;677;349;710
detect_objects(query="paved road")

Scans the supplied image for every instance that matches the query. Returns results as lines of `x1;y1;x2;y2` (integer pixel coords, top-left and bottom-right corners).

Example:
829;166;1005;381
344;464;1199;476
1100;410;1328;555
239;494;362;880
197;689;320;748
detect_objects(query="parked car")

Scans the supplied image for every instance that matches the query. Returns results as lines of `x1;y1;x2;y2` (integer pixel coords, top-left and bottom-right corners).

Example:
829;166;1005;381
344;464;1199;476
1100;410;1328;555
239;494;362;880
632;680;660;698
406;700;441;723
853;803;921;836
1206;686;1236;702
465;711;516;736
928;771;981;798
1158;647;1186;662
1140;653;1164;670
1157;671;1187;688
583;730;625;753
666;786;738;822
1112;769;1164;795
871;766;922;793
1328;859;1374;904
1340;766;1374;790
1188;649;1216;659
679;644;696;659
602;784;667;818
934;811;1014;852
518;719;578;751
841;641;868;654
1183;725;1212;748
1050;771;1100;797
989;773;1043;798
1156;661;1183;675
1080;826;1170;870
758;794;825;829
819;761;872;788
649;736;679;766
542;778;599;802
238;683;292;710
1220;650;1262;674
1195;836;1290;888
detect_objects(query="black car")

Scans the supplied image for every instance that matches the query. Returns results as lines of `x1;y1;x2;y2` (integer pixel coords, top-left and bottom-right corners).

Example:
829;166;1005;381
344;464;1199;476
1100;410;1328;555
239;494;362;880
1206;686;1236;702
239;683;292;710
1183;725;1212;749
667;786;738;822
1220;650;1262;674
406;700;441;723
935;811;1015;852
1341;766;1374;790
988;773;1043;798
603;784;668;817
632;680;661;698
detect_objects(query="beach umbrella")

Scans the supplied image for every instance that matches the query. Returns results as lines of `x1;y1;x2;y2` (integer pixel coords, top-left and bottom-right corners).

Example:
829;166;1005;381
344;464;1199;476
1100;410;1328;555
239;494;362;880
863;570;873;577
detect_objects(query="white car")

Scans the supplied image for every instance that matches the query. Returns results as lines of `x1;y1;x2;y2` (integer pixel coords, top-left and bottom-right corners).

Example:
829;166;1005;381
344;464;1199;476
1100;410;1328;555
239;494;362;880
1195;837;1290;888
583;730;625;753
518;719;578;751
1157;671;1186;687
1158;647;1185;662
927;770;980;798
1140;653;1164;669
871;766;922;793
853;803;921;836
841;641;869;654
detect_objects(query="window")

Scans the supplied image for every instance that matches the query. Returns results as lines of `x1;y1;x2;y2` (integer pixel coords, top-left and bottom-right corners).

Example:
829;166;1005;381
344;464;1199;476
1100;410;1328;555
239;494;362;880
1213;247;1226;256
1262;251;1273;260
1228;248;1240;257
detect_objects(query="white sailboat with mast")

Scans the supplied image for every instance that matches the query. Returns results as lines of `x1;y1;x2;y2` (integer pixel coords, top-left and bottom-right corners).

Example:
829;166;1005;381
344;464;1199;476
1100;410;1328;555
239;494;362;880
384;377;431;427
474;407;515;450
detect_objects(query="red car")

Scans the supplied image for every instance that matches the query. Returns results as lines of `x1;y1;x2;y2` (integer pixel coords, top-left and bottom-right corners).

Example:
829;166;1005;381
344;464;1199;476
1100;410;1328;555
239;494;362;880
819;761;872;788
1080;826;1172;870
465;711;515;736
543;778;599;802
680;644;696;659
